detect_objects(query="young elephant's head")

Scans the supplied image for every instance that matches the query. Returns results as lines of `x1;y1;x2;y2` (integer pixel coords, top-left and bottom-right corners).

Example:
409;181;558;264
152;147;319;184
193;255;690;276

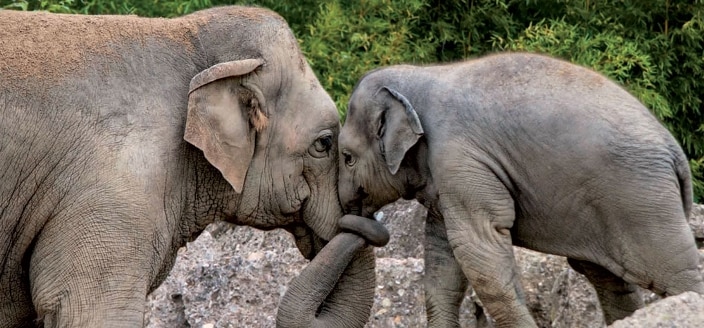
339;69;426;217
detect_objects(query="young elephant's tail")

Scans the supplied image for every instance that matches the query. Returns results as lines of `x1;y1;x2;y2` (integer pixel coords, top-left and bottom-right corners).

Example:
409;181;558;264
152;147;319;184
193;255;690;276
674;148;694;219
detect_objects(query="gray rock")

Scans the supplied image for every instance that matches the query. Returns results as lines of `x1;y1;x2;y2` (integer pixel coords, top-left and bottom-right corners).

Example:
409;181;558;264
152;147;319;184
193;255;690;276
609;292;704;328
689;205;704;244
144;224;308;328
373;199;426;259
145;202;704;327
514;248;603;328
368;258;426;327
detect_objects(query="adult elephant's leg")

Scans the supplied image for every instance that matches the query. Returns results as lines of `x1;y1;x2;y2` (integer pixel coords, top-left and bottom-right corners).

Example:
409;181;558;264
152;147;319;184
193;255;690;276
424;210;468;328
567;258;642;324
0;265;37;328
29;213;149;327
439;167;536;328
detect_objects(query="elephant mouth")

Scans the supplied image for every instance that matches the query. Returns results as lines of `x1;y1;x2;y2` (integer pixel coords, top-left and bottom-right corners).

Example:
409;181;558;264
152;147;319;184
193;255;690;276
296;233;318;260
346;203;362;216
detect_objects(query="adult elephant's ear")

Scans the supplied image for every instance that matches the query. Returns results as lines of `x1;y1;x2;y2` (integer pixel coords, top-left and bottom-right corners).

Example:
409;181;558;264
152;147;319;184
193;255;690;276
184;59;267;193
377;87;424;175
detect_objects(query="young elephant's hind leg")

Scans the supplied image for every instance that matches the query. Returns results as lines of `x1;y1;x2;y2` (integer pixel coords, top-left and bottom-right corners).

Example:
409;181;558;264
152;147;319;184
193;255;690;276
567;258;643;324
439;167;536;328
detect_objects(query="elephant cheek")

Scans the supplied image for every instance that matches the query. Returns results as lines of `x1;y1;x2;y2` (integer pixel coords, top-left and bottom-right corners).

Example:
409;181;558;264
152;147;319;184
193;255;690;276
281;176;309;215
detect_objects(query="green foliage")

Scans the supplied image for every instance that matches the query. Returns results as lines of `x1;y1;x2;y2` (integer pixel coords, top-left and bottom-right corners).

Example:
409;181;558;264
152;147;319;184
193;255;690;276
2;0;704;200
293;0;433;116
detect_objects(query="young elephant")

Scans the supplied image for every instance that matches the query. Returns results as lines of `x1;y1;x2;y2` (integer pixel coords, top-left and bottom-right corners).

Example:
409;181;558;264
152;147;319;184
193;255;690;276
1;6;380;327
338;52;704;327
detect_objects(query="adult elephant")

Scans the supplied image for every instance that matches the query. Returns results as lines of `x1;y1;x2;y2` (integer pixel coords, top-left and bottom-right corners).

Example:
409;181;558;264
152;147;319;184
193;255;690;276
0;6;383;328
337;52;704;327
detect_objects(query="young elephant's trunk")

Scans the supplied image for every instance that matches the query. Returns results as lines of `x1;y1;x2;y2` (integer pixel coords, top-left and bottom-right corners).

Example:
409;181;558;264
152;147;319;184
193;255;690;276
276;232;377;328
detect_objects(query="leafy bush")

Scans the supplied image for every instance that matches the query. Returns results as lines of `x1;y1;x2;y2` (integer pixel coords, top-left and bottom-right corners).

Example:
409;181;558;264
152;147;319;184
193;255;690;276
3;0;703;199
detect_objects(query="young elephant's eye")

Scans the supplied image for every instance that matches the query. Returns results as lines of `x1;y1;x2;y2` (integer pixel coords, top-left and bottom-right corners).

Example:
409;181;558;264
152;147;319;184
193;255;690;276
310;133;333;158
342;150;356;167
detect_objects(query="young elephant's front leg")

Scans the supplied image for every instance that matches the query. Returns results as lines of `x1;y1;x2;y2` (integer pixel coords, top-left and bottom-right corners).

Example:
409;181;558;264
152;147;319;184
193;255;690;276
424;210;468;328
440;170;536;328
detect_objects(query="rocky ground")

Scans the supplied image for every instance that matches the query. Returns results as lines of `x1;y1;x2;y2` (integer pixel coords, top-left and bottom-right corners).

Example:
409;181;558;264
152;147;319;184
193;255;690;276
145;200;704;327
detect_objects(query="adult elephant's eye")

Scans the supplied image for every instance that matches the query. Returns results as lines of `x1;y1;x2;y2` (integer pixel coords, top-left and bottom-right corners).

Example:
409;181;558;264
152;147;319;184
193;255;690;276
310;133;333;158
315;135;332;152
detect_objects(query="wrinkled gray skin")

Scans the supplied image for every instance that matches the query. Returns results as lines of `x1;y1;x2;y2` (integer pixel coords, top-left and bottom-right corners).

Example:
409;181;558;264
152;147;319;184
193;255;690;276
277;214;389;328
338;52;704;327
0;7;377;328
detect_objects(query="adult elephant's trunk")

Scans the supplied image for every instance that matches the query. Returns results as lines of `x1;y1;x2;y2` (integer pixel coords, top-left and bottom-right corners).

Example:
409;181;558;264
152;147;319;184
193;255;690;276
277;216;387;328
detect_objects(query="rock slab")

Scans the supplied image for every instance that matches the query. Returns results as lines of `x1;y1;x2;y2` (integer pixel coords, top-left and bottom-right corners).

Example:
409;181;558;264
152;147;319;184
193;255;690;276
145;200;704;327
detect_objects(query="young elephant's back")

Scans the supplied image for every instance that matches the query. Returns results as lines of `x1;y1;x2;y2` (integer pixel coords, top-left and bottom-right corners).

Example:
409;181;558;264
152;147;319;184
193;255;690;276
432;53;662;134
427;52;678;166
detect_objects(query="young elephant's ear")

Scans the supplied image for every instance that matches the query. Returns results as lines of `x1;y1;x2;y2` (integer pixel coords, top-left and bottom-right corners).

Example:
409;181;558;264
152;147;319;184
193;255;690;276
377;87;424;175
184;59;268;193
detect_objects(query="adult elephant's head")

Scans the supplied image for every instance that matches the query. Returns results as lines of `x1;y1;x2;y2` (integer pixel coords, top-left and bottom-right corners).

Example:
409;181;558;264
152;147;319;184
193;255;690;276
184;7;342;241
181;7;378;327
